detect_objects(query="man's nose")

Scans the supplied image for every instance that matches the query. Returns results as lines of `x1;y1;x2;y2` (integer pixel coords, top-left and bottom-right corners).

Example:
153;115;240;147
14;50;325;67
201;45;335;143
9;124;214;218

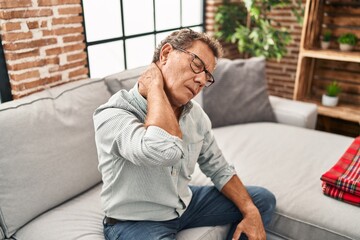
194;71;207;86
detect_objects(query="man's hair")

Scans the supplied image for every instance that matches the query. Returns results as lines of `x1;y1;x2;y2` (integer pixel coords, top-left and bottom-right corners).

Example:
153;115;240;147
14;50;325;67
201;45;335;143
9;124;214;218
152;28;223;63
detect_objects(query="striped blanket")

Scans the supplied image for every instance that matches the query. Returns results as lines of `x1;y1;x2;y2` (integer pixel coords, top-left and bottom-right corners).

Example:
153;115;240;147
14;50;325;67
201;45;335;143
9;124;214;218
320;136;360;206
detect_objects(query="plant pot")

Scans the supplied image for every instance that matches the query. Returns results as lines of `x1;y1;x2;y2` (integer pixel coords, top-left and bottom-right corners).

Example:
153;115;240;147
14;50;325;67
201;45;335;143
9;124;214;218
339;43;354;51
322;94;339;107
321;41;330;49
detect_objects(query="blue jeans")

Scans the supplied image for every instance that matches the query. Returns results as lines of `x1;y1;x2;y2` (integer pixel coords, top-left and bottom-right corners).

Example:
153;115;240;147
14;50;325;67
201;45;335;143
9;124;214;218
103;185;276;240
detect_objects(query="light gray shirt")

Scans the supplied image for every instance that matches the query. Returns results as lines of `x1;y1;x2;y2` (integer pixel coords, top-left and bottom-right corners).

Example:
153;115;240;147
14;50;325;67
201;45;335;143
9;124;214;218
93;84;235;221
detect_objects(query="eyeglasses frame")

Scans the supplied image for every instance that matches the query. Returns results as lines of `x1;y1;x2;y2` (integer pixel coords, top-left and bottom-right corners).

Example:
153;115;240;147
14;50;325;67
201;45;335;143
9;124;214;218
172;46;215;87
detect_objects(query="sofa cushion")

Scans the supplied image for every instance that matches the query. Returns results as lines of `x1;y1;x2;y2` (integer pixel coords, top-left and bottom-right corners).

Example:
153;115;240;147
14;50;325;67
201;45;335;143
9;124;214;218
202;57;276;128
0;228;3;240
190;123;358;240
12;182;282;240
13;184;105;240
269;96;318;129
104;66;147;94
12;183;230;240
0;79;111;238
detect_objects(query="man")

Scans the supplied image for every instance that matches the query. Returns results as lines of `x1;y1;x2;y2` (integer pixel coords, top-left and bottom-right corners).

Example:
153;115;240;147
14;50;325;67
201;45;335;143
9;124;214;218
93;29;276;240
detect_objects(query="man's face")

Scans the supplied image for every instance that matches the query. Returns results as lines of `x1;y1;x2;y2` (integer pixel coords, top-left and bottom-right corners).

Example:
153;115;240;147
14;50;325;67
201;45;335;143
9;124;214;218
160;40;216;108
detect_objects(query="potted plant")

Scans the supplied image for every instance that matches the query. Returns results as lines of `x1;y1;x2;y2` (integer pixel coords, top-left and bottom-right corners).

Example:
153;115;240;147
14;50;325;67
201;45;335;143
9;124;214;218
321;31;331;49
322;81;341;107
337;33;358;51
214;0;297;61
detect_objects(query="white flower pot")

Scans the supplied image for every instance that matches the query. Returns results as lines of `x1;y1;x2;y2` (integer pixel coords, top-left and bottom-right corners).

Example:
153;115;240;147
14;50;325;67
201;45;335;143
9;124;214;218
321;41;330;49
322;94;339;107
339;43;354;51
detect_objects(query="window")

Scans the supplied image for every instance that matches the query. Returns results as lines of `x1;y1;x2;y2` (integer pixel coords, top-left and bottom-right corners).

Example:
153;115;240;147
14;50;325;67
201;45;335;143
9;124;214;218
81;0;205;78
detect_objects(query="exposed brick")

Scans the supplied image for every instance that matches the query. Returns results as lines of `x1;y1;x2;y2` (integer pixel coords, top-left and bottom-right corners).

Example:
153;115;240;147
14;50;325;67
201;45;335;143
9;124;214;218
67;52;86;62
41;21;48;28
0;0;88;99
43;26;83;36
290;49;299;55
3;38;57;51
269;12;292;17
43;75;62;84
294;25;302;31
64;43;85;53
284;65;297;71
1;31;33;42
58;6;82;15
27;21;39;29
0;9;53;20
7;57;59;71
10;70;40;81
52;16;83;25
0;0;32;9
12;88;43;99
63;34;84;43
5;49;40;61
44;47;62;55
38;0;80;6
46;42;85;55
1;22;22;31
11;75;61;91
266;64;283;71
68;67;88;78
49;58;86;72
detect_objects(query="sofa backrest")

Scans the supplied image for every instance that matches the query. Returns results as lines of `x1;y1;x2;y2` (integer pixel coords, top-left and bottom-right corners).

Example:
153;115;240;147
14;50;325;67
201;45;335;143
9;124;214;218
0;78;111;238
103;65;147;93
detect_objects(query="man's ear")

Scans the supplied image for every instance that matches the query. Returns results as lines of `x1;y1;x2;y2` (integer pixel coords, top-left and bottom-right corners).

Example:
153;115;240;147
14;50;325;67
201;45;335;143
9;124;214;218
159;43;173;65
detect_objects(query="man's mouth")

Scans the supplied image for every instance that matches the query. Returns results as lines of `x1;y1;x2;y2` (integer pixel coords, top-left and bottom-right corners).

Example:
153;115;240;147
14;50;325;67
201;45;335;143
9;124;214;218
187;87;196;96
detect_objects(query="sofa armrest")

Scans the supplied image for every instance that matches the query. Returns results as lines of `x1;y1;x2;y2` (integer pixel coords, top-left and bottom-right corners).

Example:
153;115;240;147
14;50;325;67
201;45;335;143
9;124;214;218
269;96;318;129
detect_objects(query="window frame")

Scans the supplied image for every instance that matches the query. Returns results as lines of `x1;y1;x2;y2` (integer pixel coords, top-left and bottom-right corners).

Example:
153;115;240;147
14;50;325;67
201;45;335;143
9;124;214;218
80;0;206;77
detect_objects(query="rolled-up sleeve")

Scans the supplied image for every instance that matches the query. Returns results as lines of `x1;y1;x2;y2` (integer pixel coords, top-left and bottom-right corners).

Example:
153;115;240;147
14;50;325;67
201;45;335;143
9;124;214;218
94;107;184;167
197;115;236;191
141;126;184;164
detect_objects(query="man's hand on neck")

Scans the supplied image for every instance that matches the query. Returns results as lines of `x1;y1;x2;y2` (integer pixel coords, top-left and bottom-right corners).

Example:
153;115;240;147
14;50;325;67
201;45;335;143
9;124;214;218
138;63;183;139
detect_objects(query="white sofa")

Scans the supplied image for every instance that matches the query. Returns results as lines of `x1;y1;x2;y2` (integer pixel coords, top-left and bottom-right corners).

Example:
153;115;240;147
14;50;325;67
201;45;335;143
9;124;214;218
0;61;358;240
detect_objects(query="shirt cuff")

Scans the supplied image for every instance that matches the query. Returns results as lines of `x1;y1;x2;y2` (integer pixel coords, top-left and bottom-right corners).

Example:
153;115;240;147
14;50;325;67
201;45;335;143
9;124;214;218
214;164;237;191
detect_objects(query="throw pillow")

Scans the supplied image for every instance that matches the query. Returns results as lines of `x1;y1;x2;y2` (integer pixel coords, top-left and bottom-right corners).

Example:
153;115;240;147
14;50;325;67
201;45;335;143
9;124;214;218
202;57;277;128
103;66;148;94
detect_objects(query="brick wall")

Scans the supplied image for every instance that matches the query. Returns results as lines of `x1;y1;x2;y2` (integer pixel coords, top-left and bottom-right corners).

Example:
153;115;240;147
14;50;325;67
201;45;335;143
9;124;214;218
206;0;305;99
0;0;88;99
0;0;303;100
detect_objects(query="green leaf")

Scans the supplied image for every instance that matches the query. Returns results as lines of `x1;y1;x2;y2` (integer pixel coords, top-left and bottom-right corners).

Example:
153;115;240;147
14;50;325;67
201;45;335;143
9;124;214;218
213;0;295;61
250;7;260;19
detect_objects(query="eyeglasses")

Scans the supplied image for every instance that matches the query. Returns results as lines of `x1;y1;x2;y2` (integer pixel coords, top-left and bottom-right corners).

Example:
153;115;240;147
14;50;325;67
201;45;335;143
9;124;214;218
172;46;215;87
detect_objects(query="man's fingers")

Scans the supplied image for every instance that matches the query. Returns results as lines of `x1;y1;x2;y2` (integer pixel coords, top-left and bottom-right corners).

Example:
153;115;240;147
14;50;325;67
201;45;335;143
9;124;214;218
232;224;243;240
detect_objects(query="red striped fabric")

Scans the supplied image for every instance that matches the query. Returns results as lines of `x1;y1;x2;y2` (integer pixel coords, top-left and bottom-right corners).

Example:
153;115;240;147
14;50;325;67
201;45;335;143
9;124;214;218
322;182;360;206
321;136;360;206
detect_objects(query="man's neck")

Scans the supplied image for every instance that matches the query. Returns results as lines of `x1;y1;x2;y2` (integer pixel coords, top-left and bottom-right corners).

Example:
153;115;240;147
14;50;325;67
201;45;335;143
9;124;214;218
173;106;183;121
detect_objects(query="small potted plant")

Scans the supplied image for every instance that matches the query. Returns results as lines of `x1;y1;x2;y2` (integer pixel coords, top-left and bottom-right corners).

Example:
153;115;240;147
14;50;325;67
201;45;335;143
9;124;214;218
321;30;331;49
337;33;358;51
322;81;341;107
